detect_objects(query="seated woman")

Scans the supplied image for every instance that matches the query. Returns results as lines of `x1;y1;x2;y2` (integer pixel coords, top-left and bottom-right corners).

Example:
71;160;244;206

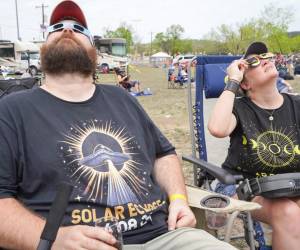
115;67;142;93
208;42;300;250
176;64;188;85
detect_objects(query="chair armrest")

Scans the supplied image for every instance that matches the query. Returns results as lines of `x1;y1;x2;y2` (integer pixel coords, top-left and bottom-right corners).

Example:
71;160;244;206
186;185;261;213
182;155;243;185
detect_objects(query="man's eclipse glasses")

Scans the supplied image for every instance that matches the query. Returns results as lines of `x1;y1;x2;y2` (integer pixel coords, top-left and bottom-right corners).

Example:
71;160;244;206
47;20;94;45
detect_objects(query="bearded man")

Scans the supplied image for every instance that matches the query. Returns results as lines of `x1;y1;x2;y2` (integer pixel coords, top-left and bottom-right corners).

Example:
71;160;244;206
0;1;236;250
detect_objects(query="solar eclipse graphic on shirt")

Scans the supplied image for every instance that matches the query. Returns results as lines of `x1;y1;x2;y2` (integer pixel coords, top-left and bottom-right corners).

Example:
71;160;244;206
59;120;148;206
242;127;300;169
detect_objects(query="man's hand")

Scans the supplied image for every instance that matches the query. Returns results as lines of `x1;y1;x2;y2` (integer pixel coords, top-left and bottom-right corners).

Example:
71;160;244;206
167;199;196;231
52;225;117;250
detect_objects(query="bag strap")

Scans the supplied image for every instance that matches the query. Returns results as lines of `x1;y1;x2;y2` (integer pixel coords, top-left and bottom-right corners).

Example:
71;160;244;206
237;176;298;201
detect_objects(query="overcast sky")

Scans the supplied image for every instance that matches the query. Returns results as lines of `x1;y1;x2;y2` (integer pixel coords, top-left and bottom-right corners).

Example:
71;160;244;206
0;0;299;43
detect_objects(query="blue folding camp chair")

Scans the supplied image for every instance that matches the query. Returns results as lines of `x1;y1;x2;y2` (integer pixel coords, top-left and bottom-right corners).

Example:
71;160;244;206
183;55;272;250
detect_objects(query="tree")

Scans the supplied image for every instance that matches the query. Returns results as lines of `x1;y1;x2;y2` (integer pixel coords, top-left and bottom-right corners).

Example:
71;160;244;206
152;25;186;55
204;4;295;55
153;32;170;54
290;35;300;53
166;25;185;55
166;25;184;40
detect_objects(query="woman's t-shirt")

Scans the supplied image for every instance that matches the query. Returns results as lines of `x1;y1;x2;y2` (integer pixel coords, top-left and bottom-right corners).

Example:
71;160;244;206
223;94;300;178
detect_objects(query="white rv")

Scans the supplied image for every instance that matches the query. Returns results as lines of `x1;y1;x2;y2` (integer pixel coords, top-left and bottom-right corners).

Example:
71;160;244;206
94;37;128;72
0;40;41;75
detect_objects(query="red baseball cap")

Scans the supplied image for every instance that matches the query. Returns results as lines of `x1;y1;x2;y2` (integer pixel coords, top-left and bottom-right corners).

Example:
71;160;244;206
49;0;88;28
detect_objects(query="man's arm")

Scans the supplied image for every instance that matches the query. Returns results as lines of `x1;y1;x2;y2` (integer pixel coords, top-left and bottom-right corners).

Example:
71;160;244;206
0;198;117;250
0;198;45;250
153;154;196;230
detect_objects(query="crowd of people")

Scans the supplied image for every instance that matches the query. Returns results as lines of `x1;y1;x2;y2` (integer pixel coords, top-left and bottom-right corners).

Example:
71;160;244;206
274;52;300;79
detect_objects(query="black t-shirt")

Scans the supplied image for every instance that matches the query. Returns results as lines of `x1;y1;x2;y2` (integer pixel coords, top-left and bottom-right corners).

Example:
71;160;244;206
0;84;175;244
223;94;300;178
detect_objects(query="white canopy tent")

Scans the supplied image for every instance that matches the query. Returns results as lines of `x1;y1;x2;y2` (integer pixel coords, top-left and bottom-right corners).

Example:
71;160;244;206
150;52;172;67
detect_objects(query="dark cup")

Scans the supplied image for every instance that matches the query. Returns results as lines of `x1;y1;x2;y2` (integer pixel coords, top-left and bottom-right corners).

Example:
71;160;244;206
95;216;123;250
201;195;229;229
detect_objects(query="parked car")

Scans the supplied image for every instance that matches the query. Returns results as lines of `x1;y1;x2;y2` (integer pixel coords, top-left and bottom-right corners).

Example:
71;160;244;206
172;54;195;65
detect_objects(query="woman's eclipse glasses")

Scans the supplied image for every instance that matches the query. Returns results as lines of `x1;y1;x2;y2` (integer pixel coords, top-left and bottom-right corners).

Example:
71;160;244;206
245;52;275;67
224;52;275;83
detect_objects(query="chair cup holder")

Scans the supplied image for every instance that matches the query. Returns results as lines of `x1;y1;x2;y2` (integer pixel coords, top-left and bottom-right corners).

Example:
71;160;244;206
200;195;230;229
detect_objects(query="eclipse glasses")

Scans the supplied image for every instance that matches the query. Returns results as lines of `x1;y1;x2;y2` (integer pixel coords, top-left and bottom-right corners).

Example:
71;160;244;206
47;20;94;45
245;52;275;67
224;52;275;84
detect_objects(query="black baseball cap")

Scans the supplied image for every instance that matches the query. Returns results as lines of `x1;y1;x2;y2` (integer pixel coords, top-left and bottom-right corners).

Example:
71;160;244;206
243;42;268;58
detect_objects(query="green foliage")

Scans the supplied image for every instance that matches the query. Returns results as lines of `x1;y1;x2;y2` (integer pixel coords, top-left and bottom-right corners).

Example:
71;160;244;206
290;36;300;52
203;4;299;54
152;24;188;55
103;23;134;53
105;3;300;56
153;32;171;53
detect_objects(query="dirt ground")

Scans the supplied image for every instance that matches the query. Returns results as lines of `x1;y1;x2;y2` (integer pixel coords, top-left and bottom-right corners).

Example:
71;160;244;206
98;66;300;250
98;66;196;183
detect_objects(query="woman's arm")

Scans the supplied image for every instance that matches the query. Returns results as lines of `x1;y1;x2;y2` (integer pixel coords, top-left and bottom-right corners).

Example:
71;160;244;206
208;90;238;138
208;60;246;138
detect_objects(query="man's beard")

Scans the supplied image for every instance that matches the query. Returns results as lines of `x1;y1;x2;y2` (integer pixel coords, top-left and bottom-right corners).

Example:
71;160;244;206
40;32;97;77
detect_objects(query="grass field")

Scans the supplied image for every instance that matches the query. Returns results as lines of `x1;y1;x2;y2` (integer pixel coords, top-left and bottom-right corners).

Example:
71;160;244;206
98;66;196;184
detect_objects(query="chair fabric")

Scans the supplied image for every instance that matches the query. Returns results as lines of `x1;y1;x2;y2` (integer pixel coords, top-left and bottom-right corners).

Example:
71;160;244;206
194;56;240;161
0;77;39;98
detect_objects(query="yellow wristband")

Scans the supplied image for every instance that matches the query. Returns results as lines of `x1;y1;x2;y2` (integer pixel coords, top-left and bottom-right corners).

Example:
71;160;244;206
169;193;187;202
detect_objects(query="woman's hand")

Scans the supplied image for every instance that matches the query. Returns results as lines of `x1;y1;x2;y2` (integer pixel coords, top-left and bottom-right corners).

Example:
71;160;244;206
227;59;248;83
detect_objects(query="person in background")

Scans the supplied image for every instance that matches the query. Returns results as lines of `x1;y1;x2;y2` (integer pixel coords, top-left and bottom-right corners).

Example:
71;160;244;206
115;67;142;93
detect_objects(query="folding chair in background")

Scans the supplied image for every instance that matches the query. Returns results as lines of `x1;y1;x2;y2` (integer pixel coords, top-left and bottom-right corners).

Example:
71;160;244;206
0;77;40;98
183;55;273;250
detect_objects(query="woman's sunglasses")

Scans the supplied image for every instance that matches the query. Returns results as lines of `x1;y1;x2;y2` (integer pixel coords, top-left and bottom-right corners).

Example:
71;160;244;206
245;52;275;67
47;21;94;45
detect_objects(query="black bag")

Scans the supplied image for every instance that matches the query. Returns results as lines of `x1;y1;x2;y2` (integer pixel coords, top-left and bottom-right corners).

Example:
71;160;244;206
237;173;300;200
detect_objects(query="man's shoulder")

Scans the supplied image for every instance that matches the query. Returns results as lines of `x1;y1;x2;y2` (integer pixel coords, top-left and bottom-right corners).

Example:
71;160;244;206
97;84;135;100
